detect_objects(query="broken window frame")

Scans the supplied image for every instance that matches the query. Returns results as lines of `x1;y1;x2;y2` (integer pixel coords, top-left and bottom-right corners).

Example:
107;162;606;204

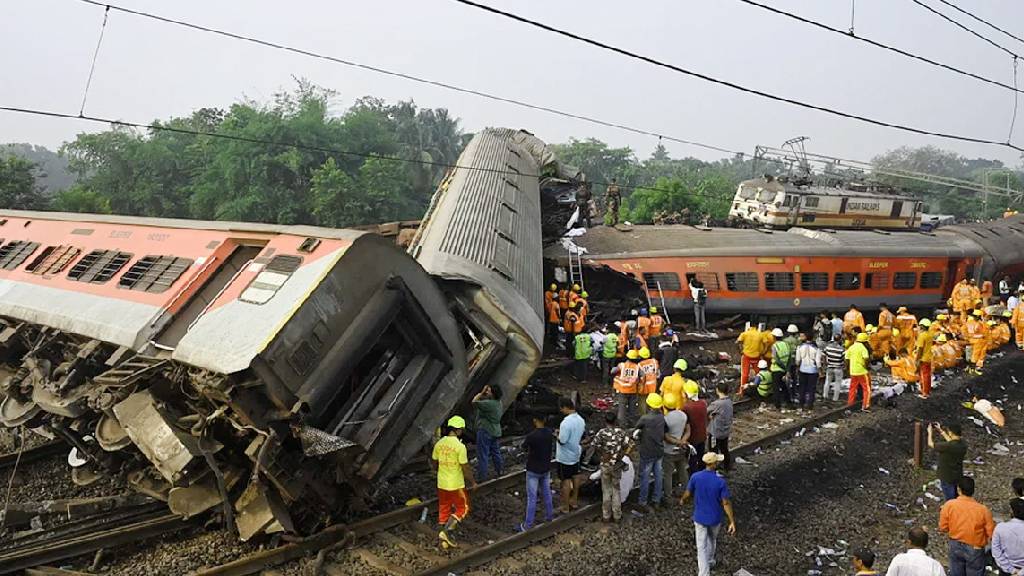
725;272;759;292
0;240;41;270
240;255;303;305
118;255;194;293
642;272;681;291
26;245;82;275
67;250;133;284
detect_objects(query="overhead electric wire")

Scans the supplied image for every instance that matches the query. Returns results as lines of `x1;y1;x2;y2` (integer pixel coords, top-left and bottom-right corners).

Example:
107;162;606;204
0;105;739;205
733;0;1024;95
79;4;110;116
932;0;1024;48
906;0;1020;59
70;0;736;158
448;0;1023;152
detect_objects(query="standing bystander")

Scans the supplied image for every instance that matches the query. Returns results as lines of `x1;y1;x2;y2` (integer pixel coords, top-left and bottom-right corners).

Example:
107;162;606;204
518;415;554;531
590;412;632;523
662;393;691;499
472;385;504;480
885;527;947;575
822;334;845;402
634;393;667;511
929;422;967;501
682;382;709;474
555;397;586;514
993;498;1024;576
680;452;737;576
795;332;821;411
853;548;879;575
938;477;994;576
706;381;734;472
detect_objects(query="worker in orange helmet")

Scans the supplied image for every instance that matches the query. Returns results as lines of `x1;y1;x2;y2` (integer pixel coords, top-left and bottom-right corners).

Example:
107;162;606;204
914;318;935;399
736;322;763;392
893;306;918;355
964;309;989;374
1012;304;1024;350
876;303;895;359
980;278;994;306
637;347;659;415
544;283;561;349
843;304;866;339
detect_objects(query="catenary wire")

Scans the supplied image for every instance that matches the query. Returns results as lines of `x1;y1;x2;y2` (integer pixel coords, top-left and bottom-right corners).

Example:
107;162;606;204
70;0;736;157
447;0;1024;153
79;4;110;116
906;0;1020;59
932;0;1024;47
733;0;1024;95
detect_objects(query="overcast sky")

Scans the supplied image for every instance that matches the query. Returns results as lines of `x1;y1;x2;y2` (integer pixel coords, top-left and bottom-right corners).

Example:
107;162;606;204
2;0;1023;167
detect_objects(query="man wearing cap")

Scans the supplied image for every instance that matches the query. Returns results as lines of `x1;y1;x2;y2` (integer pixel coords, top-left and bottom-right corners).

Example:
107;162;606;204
964;309;988;374
769;327;793;410
736;323;763;392
432;415;477;549
845;332;872;412
634;392;667;512
612;350;641;426
784;324;801;405
682;381;708;474
915;319;935;399
681;452;737;576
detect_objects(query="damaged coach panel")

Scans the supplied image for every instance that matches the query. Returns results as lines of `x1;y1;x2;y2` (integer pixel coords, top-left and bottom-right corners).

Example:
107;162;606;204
0;211;466;540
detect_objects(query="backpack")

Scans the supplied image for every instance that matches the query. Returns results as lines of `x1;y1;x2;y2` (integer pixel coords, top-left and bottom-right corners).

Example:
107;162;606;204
697;288;708;305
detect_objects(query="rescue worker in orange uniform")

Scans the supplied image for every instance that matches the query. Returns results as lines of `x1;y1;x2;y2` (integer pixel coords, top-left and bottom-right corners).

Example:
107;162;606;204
637;347;659;415
893;306;918;355
876;303;895;359
736;323;763;391
611;349;641;425
563;302;584;358
951;278;974;322
980;278;994;306
1012;304;1024;350
989;318;1010;349
557;285;570;318
914;318;934;398
577;291;590;324
843;305;866;339
648;306;665;346
636;308;652;340
544;284;561;348
964;309;989;374
884;352;918;385
567;284;583;312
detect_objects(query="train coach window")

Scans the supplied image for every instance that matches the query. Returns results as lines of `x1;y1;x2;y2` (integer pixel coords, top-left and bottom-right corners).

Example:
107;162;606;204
764;272;794;291
0;241;40;270
68;250;133;284
685;272;720;291
920;272;943;289
119;255;194;293
803;196;819;208
240;255;303;305
834;272;861;291
26;245;81;275
642;272;681;291
866;272;889;290
893;272;917;290
800;272;828;291
725;272;759;292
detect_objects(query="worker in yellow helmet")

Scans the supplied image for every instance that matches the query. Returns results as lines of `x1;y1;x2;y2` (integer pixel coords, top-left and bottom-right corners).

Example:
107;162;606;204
845;332;872;411
964;309;988;374
433;415;476;549
1012;304;1024;350
611;350;641;425
648;306;665;346
914;318;935;398
637;347;660;415
578;291;590;322
634;392;665;511
544;283;561;350
661;392;690;500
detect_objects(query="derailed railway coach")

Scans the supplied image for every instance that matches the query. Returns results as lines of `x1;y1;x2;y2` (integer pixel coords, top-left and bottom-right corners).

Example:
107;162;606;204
0;128;551;540
549;214;1024;316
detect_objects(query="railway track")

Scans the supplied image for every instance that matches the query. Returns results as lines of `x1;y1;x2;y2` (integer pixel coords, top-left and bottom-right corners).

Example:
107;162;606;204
190;398;860;576
0;440;66;471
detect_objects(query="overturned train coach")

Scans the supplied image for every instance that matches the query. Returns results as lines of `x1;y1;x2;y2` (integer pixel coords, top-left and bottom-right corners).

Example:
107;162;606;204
0;128;549;540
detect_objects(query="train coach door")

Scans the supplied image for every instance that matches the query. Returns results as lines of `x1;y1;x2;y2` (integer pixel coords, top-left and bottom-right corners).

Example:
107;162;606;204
890;201;903;219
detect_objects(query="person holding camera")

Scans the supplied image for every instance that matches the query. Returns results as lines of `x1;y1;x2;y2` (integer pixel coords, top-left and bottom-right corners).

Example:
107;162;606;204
928;421;967;501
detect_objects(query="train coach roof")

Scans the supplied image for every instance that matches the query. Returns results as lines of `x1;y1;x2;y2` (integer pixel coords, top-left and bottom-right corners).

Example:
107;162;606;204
0;209;367;241
549;225;985;259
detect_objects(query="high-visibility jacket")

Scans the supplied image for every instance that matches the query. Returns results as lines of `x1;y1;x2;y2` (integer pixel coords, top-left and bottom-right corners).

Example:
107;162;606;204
578;298;589;321
952;281;972;311
545;297;561;324
877;309;895;330
563;311;583;334
638;358;659;394
737;327;762;358
637;316;652;339
964;318;987;342
843;310;865;334
884;355;918;383
648;314;664;338
613;361;640;393
602;333;620;359
558;289;570;313
755;370;773;397
574;333;592;360
915;330;934;363
770;340;792;373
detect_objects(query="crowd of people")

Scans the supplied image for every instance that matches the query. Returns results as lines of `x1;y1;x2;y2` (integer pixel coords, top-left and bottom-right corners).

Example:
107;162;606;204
427;275;1024;574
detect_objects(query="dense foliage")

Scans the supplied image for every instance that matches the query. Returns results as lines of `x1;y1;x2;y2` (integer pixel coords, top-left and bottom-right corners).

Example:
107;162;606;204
0;155;49;210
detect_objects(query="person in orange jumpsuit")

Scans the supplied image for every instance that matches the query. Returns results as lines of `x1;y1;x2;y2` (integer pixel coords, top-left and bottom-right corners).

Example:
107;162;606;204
637;347;659;415
557;285;570;318
893;306;918;355
951;278;974;322
988;318;1010;349
544;284;561;349
736;323;763;390
964;309;989;374
980;278;994;306
884;352;918;384
567;284;582;312
562;302;584;358
1012;304;1024;350
636;308;652;340
843;305;866;339
876;303;895;359
647;306;664;347
577;291;589;324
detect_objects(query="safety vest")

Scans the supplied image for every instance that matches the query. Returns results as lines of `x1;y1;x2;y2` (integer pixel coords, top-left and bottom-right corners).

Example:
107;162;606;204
558;289;569;312
894;314;917;334
771;340;792;372
637;316;652;338
578;298;589;320
563;311;582;334
546;298;561;324
613;361;640;393
574;333;592;360
756;370;773;397
649;315;664;337
965;319;986;341
602;333;620;359
877;309;894;330
638;358;659;394
844;310;865;331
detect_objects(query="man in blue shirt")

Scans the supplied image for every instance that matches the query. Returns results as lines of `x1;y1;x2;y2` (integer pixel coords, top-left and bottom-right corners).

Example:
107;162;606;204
681;452;737;576
555;397;586;514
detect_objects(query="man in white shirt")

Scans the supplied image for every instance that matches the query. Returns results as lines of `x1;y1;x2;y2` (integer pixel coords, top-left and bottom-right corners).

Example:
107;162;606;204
886;527;946;576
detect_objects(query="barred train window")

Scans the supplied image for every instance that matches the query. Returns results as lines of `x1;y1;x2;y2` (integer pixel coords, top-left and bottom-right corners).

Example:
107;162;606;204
920;272;943;289
0;241;40;270
725;272;759;292
764;272;794;292
834;272;861;291
685;272;720;291
800;272;828;291
866;272;889;290
119;255;194;293
26;245;81;275
642;272;681;291
893;272;917;290
68;250;133;284
240;255;303;305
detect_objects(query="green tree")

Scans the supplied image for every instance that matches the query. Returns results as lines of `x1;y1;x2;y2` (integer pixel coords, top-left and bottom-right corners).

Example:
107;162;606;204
0;156;50;210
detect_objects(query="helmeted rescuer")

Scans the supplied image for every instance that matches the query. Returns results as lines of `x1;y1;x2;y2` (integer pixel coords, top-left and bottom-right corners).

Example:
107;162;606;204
432;415;476;549
1012;304;1024;349
648;306;665;343
573;329;591;382
991;312;1011;348
741;359;774;400
914;318;935;398
567;284;582;312
557;285;570;318
563;302;583;359
544;284;561;348
965;309;989;374
736;323;762;392
578;291;590;321
601;327;620;387
605;178;622;226
769;327;792;410
845;332;872;411
893;306;917;355
660;358;694;405
876;303;895;359
843;305;865;338
636;308;652;340
612;349;641;426
637;347;660;414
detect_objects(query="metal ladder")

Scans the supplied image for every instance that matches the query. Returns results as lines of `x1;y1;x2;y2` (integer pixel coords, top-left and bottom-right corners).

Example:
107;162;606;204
567;245;584;291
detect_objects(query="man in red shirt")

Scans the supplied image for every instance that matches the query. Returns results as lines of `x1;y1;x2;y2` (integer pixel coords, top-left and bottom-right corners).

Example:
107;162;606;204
682;382;708;475
939;477;995;576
